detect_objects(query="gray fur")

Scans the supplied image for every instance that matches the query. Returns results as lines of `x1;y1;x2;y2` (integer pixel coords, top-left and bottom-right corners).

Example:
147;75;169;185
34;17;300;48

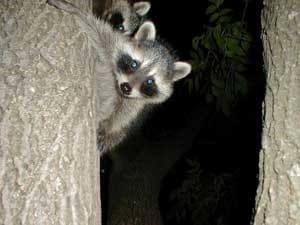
47;0;192;155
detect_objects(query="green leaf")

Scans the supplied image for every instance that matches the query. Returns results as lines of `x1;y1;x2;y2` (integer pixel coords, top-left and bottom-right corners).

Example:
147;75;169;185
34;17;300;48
215;0;224;8
241;40;250;52
239;55;251;64
235;64;247;73
199;79;209;95
225;38;244;56
212;85;221;97
213;24;223;48
190;50;199;61
232;21;243;34
218;16;231;24
209;13;220;23
243;33;252;42
196;48;205;59
212;76;225;88
236;75;249;95
223;49;232;58
219;8;232;16
202;36;213;49
192;37;202;50
206;5;217;14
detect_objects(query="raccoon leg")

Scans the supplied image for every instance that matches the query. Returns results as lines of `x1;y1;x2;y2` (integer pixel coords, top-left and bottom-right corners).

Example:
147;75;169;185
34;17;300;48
97;127;127;155
104;131;127;150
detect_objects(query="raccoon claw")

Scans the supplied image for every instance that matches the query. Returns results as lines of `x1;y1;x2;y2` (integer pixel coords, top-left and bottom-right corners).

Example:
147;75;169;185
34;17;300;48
97;128;107;153
97;139;106;153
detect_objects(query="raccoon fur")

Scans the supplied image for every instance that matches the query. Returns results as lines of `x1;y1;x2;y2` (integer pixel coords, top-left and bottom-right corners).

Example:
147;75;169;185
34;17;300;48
102;0;151;35
47;0;192;154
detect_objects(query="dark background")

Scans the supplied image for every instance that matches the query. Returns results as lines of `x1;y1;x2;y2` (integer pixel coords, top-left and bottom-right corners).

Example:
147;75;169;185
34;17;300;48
149;1;264;224
101;0;265;224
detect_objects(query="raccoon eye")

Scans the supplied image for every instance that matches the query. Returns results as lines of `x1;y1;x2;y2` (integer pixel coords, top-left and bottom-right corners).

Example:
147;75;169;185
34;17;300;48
116;24;125;32
145;78;155;86
109;12;125;32
118;54;140;74
141;78;157;97
130;60;139;71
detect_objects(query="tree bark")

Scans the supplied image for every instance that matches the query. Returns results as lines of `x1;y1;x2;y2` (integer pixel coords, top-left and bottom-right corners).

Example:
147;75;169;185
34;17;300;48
253;0;300;224
0;1;101;225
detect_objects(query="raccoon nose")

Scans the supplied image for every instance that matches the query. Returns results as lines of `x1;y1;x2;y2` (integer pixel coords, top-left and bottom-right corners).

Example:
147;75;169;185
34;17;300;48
120;83;132;95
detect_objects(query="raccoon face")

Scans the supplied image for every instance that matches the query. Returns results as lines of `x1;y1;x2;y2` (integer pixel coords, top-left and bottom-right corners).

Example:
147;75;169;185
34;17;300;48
103;1;151;35
113;21;192;104
117;53;158;98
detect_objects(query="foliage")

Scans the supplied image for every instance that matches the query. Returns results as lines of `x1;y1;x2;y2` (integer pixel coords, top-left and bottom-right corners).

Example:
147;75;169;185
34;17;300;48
186;0;252;116
164;159;239;225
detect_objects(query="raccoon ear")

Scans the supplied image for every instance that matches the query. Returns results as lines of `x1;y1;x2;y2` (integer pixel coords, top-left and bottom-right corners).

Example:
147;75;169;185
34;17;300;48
133;2;151;16
134;21;156;42
172;62;192;81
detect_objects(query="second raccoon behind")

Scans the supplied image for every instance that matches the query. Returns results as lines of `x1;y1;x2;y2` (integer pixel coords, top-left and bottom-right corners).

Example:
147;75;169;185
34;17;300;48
102;0;151;35
47;0;192;154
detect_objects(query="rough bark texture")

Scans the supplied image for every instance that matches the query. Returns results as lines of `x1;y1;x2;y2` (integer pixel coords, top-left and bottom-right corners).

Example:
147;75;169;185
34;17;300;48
106;107;206;225
0;1;101;225
253;0;300;224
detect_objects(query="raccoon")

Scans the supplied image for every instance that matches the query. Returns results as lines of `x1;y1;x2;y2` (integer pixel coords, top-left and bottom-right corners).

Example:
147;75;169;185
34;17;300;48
47;0;192;154
102;0;151;35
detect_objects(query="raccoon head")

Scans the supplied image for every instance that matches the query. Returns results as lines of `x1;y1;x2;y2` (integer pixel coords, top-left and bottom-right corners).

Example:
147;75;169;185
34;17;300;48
103;1;151;35
113;21;192;104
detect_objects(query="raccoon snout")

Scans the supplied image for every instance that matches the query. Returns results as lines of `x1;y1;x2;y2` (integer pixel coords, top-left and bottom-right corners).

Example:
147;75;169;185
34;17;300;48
120;83;132;95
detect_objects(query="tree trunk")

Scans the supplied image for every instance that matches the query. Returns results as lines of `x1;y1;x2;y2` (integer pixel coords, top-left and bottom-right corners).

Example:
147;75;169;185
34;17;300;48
253;0;300;224
0;1;101;225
